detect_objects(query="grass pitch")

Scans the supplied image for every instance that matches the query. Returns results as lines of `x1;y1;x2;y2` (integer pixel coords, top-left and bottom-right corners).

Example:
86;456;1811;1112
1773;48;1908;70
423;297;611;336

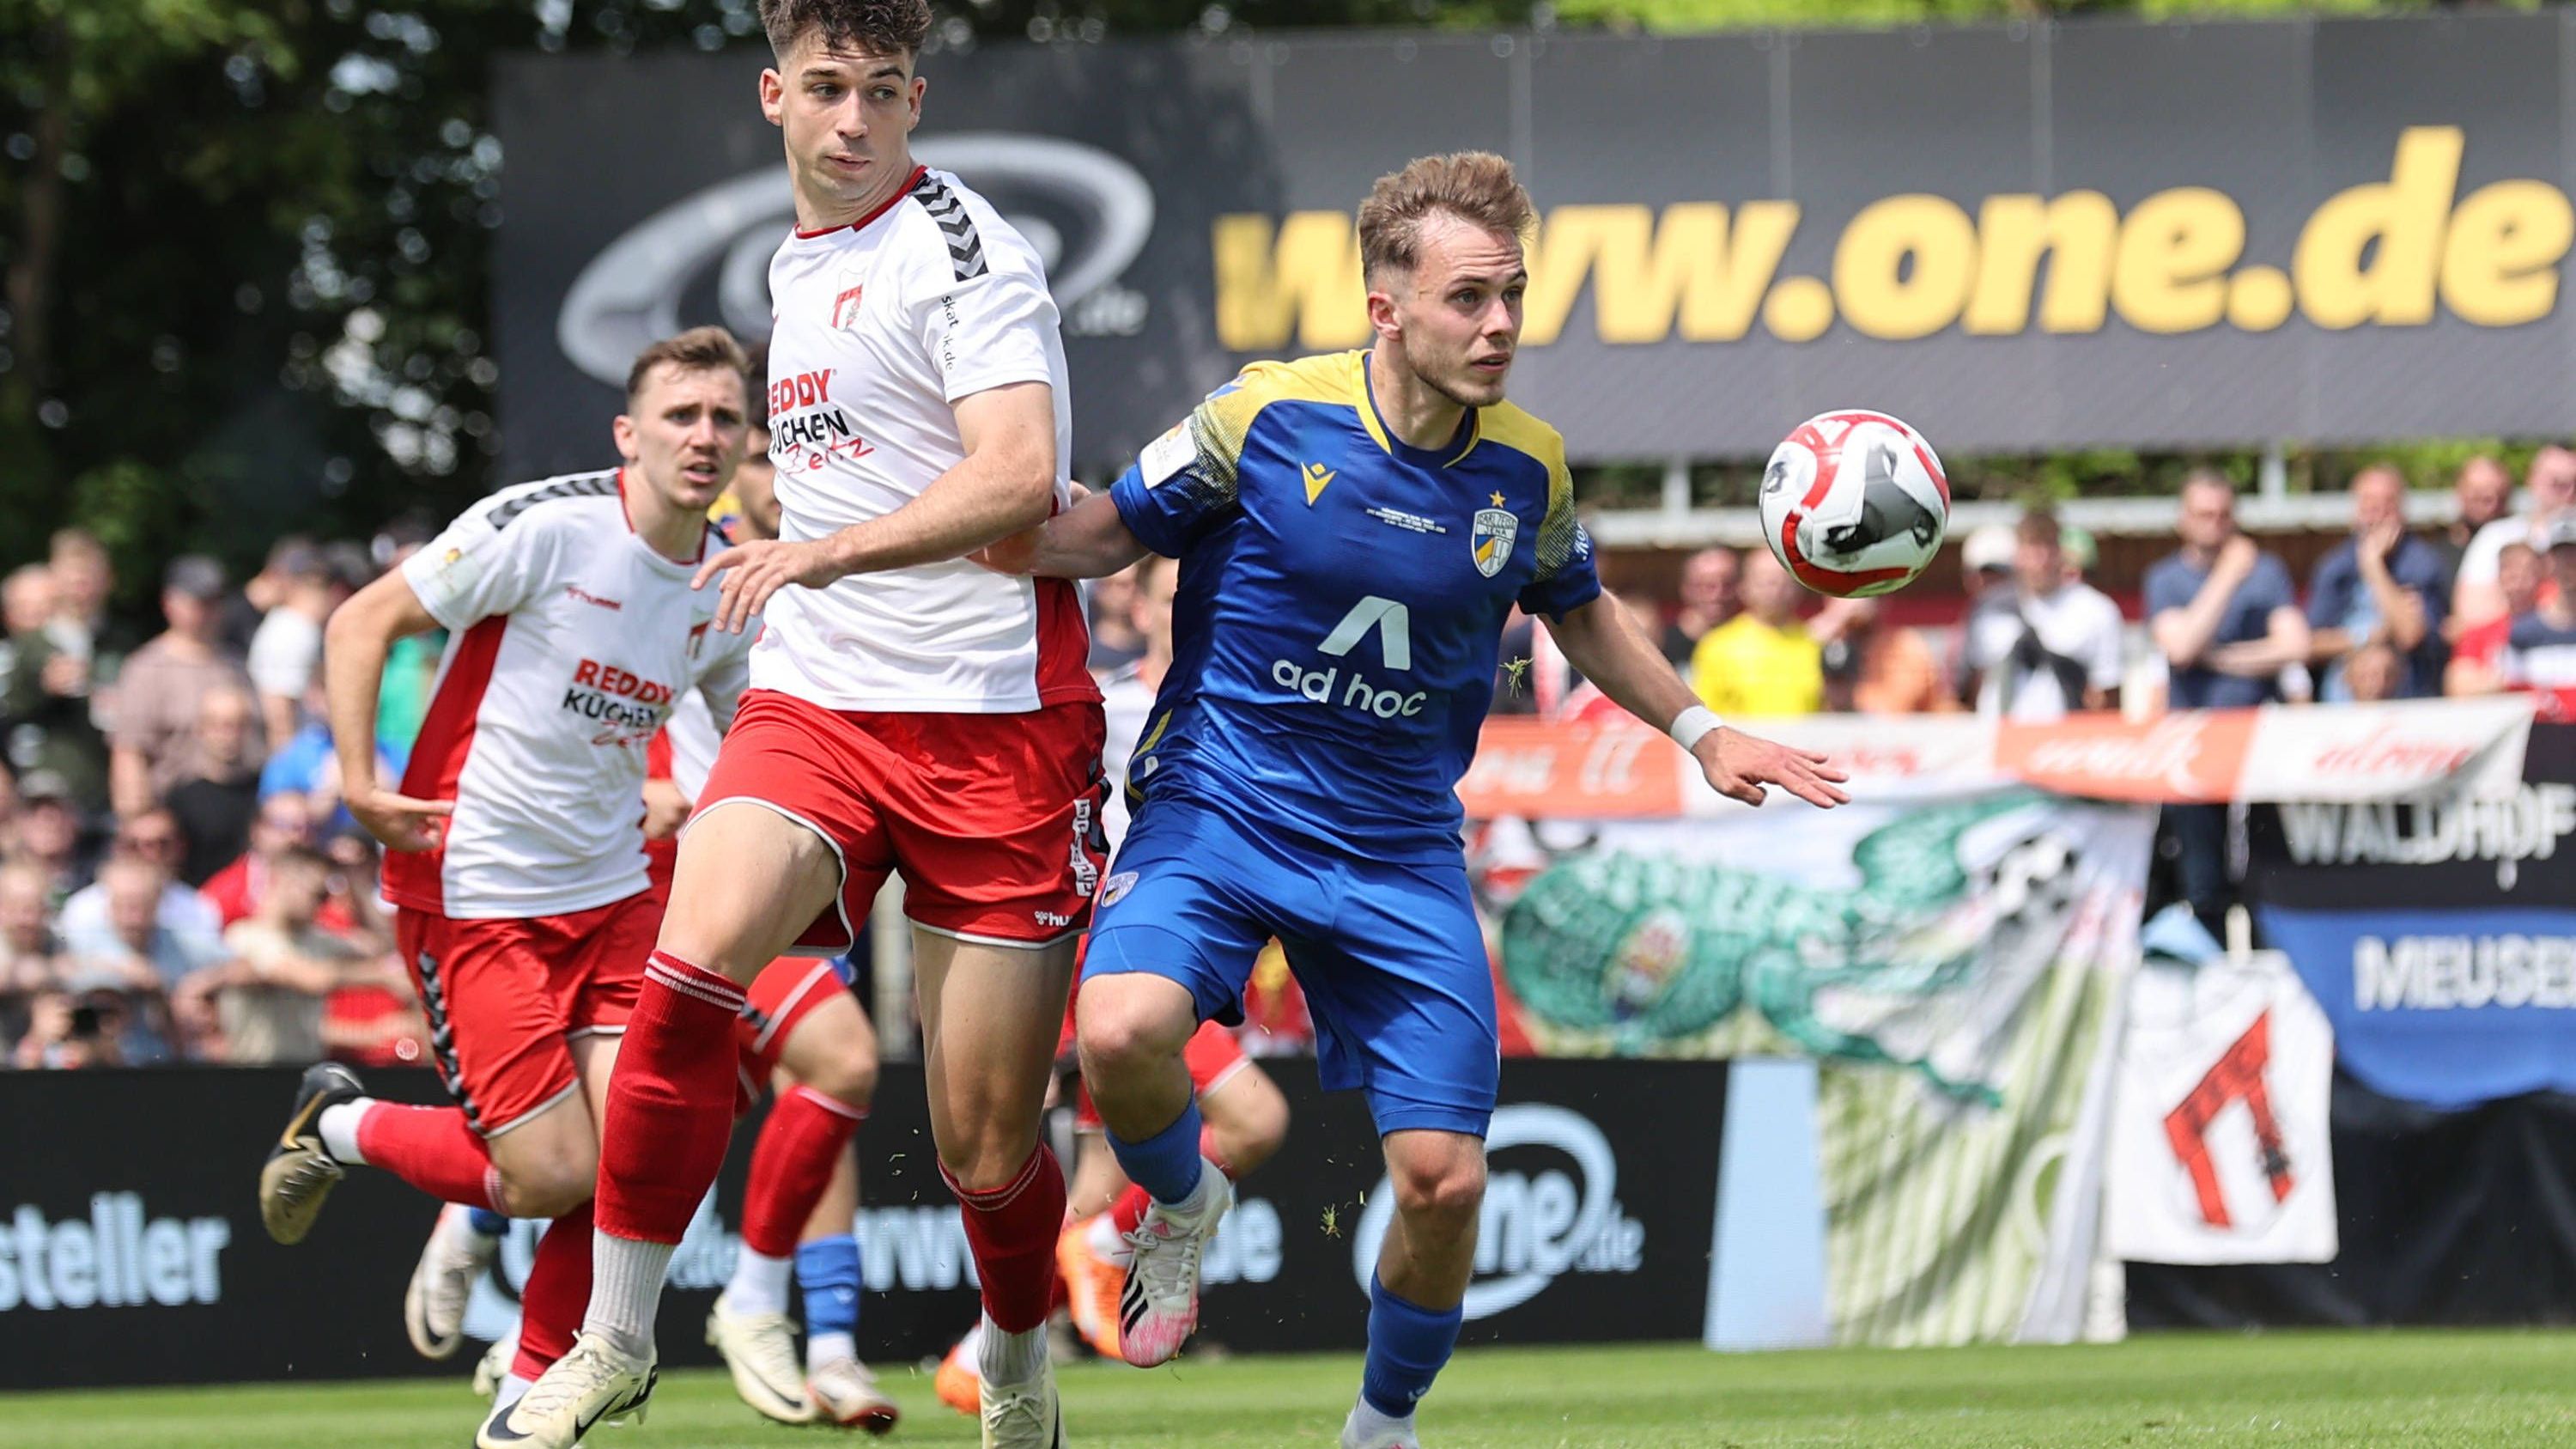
7;1330;2575;1447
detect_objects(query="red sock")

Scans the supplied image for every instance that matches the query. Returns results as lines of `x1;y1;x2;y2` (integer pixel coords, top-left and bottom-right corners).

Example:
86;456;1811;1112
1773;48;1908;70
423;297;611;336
355;1102;500;1210
740;1085;866;1257
1107;1124;1234;1237
511;1202;595;1381
593;951;747;1245
943;1146;1066;1333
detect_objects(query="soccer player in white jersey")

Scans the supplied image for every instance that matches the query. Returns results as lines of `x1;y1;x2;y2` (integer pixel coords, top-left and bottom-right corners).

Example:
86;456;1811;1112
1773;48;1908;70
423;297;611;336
256;327;756;1449
513;4;1104;1446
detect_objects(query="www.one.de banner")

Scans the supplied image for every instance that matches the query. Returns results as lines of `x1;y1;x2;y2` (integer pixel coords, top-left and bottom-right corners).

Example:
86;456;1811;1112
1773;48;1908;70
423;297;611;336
1484;783;2154;1346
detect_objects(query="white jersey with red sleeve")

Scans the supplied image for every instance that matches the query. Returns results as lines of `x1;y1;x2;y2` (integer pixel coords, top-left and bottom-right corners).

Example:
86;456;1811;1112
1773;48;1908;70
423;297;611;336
758;165;1096;714
388;469;754;920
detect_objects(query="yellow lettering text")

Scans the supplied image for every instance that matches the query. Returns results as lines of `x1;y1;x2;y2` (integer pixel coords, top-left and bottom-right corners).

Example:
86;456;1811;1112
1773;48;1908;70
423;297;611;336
2440;179;2575;327
1832;195;1978;340
2293;125;2464;330
2112;187;2244;333
1212;212;1369;351
1522;202;1799;345
1965;191;2117;335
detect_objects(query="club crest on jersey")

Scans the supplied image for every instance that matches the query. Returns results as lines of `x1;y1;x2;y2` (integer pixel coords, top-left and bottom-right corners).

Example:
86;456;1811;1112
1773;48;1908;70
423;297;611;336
830;283;866;330
1471;508;1519;577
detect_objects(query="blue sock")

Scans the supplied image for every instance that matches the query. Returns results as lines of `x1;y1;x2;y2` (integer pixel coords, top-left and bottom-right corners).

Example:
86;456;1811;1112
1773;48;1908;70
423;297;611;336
796;1234;861;1342
1361;1275;1462;1420
465;1207;507;1237
1105;1098;1206;1205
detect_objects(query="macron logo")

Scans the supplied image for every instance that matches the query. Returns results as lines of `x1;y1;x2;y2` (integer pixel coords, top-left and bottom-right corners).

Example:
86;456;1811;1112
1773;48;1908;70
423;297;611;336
1318;596;1412;671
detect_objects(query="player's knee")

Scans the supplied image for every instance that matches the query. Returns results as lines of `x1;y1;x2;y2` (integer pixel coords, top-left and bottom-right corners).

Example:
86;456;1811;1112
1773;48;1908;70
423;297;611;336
1074;978;1194;1078
933;1117;1041;1191
495;1157;595;1220
1389;1145;1486;1228
799;1043;878;1111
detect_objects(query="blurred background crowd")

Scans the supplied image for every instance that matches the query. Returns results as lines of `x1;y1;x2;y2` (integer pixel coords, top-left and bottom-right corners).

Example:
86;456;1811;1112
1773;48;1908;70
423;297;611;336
10;440;2560;1072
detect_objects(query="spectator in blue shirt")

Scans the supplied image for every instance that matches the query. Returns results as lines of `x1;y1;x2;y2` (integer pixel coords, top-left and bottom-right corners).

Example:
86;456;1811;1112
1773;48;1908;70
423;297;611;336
2304;466;2448;701
2145;474;2310;710
2144;473;2310;935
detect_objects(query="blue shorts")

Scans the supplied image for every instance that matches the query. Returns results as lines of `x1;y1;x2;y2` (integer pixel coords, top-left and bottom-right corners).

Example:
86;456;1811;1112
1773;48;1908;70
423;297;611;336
1082;797;1497;1138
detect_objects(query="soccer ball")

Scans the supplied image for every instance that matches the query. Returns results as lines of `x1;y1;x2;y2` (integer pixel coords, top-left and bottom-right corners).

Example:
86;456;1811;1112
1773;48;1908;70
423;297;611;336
1758;410;1950;599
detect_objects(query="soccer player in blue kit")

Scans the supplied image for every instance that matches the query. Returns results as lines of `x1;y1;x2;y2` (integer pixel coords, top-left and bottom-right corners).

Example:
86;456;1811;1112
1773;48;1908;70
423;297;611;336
994;152;1850;1448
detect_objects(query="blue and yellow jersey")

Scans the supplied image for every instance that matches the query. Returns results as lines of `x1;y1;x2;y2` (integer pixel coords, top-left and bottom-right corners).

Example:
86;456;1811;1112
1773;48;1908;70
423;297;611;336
1108;350;1601;863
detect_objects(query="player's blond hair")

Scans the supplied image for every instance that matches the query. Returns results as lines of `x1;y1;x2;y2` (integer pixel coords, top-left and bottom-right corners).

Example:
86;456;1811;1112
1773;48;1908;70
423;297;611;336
624;326;749;403
1356;152;1535;284
760;0;933;60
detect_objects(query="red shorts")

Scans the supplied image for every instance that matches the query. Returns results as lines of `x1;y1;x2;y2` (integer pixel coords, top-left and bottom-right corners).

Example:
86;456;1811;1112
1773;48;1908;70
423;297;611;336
694;690;1109;953
395;892;659;1137
732;955;852;1105
1072;1020;1253;1132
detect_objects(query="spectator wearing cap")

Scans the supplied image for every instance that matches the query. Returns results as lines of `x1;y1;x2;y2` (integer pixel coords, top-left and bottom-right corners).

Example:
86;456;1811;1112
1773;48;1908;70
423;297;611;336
2305;466;2448;701
0;563;109;815
165;685;265;886
1963;508;2125;721
2496;514;2576;720
6;771;94;903
109;555;265;819
246;542;343;749
1660;547;1741;669
228;535;315;658
2454;446;2576;629
2447;541;2546;697
1948;523;2020;706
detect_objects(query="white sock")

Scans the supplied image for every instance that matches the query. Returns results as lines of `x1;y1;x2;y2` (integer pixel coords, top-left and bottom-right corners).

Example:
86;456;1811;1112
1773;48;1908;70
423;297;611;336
583;1228;676;1361
317;1100;371;1165
726;1248;793;1318
497;1373;532;1410
976;1314;1046;1387
806;1330;855;1374
1169;1157;1216;1217
1346;1394;1417;1445
1087;1212;1130;1265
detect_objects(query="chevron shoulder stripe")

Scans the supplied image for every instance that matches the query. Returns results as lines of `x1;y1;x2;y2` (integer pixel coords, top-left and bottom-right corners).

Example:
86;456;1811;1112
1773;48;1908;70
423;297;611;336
909;171;988;282
484;469;620;529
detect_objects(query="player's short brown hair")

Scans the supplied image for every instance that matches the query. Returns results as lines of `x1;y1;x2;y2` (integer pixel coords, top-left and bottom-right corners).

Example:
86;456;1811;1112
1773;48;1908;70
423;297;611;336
2015;506;2061;549
760;0;933;61
1356;152;1535;285
625;326;749;404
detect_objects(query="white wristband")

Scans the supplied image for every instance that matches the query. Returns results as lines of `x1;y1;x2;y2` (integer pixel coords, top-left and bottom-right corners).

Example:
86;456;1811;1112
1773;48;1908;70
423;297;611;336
1669;705;1722;751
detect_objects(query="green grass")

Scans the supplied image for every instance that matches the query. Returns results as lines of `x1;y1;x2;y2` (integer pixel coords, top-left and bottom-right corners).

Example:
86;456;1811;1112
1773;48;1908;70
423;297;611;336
8;1330;2576;1447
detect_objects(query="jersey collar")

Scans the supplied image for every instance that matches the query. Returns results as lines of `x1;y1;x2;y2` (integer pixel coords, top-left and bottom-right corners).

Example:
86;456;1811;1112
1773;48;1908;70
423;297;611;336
1355;351;1481;471
792;164;929;240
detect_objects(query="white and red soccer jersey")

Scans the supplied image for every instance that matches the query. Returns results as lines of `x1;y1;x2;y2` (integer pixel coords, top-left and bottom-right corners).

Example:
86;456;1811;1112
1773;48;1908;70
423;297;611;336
389;470;754;920
760;165;1095;714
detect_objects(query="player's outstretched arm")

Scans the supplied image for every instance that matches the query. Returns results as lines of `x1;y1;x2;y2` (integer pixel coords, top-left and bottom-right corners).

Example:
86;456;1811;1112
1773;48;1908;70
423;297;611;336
322;571;453;852
1543;592;1850;810
971;489;1150;581
696;381;1060;631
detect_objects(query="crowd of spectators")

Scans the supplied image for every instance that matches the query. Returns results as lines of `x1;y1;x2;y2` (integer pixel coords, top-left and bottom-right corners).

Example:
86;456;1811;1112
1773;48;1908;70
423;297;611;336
0;527;436;1071
16;449;2566;1069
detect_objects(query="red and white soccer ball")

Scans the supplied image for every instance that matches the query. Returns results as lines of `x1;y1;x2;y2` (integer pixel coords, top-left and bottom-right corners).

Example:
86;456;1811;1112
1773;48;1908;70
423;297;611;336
1758;410;1951;599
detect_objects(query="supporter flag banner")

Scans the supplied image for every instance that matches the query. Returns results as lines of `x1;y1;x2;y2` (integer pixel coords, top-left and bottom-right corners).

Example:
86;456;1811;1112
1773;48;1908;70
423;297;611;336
1484;781;2155;1346
2250;723;2576;1111
2107;950;2338;1265
503;12;2576;476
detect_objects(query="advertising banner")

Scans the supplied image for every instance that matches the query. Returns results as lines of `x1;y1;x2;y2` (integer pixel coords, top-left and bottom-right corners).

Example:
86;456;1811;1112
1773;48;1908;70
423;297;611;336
500;14;2576;476
1487;787;2154;1345
2107;950;2338;1266
0;1060;1758;1388
2250;724;2576;1111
